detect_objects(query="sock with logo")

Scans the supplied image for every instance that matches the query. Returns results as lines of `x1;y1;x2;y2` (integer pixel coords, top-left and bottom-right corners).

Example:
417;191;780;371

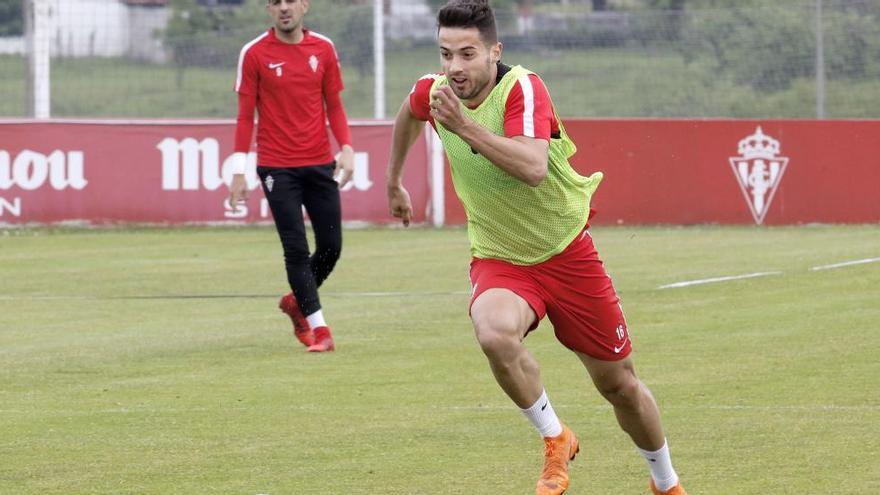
306;310;327;330
520;389;563;438
637;439;679;492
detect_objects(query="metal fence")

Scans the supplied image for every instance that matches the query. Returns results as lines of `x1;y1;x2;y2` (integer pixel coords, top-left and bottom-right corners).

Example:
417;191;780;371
2;0;879;119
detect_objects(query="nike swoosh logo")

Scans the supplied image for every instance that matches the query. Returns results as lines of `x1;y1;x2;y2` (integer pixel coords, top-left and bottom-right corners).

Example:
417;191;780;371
268;62;286;69
613;337;628;354
540;402;548;411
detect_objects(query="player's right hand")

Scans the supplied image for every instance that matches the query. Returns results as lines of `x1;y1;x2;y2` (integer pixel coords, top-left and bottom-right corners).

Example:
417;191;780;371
228;174;249;213
387;184;413;227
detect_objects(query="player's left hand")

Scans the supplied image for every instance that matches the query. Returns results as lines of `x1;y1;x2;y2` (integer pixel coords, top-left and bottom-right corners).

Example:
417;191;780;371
228;174;249;213
334;145;355;189
430;85;468;133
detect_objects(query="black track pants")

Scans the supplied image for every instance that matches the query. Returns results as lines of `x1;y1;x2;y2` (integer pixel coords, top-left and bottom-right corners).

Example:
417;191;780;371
257;163;342;316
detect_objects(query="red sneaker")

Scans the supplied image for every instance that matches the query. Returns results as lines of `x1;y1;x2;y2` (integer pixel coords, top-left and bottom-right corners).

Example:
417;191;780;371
278;292;314;347
307;326;335;353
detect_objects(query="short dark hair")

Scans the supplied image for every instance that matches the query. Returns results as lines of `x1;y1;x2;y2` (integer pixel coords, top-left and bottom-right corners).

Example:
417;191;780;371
437;0;498;44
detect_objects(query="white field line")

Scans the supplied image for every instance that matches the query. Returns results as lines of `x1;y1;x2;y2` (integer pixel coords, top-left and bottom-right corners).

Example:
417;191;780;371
0;295;92;301
2;258;876;301
4;403;875;415
810;257;880;271
326;291;471;297
0;291;472;301
438;404;880;412
657;271;782;290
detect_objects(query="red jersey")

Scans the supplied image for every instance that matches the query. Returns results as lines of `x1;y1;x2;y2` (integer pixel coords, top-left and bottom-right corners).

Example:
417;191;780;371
408;63;558;140
235;28;346;167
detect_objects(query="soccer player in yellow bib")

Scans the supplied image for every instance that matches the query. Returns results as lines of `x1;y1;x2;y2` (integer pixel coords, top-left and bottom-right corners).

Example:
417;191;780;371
385;1;688;494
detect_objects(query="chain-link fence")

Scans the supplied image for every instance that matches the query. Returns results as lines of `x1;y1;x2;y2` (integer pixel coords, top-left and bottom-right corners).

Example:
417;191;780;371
1;0;878;119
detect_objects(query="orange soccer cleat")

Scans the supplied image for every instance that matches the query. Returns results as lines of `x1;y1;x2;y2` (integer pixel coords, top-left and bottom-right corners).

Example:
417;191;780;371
307;326;335;353
535;424;580;495
651;479;688;495
278;292;314;347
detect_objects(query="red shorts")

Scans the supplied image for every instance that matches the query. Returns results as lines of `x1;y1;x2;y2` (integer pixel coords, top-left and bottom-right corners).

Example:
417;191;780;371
468;228;632;361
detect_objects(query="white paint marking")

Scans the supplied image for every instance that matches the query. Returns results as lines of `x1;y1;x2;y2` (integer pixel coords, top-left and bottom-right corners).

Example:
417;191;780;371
657;271;782;290
2;403;877;415
0;291;472;301
810;257;880;271
438;403;880;412
327;291;471;297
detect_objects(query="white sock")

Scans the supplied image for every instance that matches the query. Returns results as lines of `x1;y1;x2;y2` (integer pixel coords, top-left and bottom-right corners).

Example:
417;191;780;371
520;389;563;438
637;439;679;492
306;310;327;329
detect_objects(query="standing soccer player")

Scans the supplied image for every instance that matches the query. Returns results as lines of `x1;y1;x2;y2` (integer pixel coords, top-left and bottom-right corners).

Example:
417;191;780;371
386;1;688;493
228;0;354;353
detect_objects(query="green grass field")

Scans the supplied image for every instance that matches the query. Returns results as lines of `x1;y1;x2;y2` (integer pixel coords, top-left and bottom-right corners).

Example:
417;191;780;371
3;46;879;119
1;225;879;494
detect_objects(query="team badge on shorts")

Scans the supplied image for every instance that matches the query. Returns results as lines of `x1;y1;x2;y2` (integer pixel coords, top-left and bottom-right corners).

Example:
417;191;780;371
265;175;274;193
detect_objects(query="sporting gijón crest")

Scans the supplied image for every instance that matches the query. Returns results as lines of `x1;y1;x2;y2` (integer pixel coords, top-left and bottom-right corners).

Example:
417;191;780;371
728;126;789;225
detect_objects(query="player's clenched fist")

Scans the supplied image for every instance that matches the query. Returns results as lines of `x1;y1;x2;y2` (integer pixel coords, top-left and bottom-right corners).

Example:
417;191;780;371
430;85;468;133
386;183;413;227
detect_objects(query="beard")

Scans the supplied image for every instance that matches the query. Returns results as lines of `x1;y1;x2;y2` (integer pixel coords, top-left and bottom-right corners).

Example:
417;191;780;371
275;16;300;33
451;57;494;100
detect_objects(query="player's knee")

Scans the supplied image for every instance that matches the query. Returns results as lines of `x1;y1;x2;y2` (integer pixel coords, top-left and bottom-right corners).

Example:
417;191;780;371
596;373;642;409
472;315;520;355
283;250;310;265
280;241;310;264
316;244;341;264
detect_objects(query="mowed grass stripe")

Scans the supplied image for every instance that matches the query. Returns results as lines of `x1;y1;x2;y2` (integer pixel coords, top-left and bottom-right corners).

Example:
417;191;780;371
1;225;878;494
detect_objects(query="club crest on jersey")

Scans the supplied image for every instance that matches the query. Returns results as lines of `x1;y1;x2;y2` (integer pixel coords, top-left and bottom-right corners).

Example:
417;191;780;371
309;55;319;73
265;175;274;192
728;126;789;225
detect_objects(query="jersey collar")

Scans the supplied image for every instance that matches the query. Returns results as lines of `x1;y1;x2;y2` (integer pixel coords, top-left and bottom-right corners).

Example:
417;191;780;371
268;27;310;45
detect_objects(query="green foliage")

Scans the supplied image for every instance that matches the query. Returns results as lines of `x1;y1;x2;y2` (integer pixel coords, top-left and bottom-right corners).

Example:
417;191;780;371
0;0;23;36
684;5;814;91
632;0;763;8
3;43;880;119
823;7;880;80
644;0;685;10
425;0;519;15
161;0;376;78
680;3;880;91
162;0;266;70
305;3;374;76
629;9;684;45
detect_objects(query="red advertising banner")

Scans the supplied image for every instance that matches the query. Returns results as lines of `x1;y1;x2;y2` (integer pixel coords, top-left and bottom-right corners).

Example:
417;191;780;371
0;120;430;225
2;119;878;226
444;120;880;225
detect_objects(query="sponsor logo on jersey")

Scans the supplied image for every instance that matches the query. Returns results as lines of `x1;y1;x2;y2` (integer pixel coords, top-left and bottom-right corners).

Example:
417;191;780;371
269;62;285;77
